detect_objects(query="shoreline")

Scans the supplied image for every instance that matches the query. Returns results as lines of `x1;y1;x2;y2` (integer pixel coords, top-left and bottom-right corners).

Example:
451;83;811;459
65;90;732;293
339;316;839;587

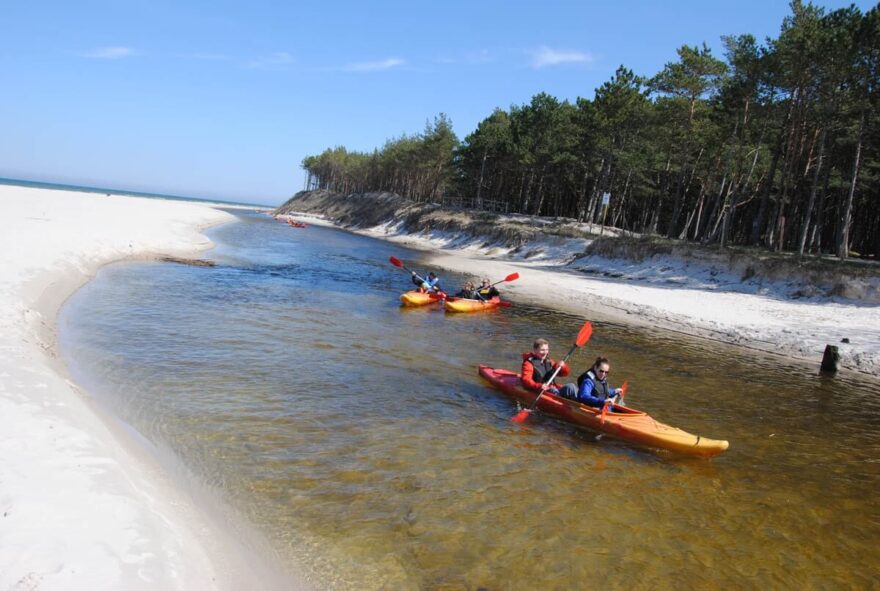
1;185;302;590
278;209;880;380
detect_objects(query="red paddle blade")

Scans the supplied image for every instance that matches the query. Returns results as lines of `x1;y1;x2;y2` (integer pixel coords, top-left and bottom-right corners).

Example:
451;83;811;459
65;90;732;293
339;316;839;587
504;272;520;282
620;380;628;396
497;301;513;308
575;321;593;347
389;256;403;268
511;408;532;423
600;400;609;424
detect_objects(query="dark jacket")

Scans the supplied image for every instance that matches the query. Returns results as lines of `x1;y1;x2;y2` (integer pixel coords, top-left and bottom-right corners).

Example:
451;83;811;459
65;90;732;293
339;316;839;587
521;352;571;392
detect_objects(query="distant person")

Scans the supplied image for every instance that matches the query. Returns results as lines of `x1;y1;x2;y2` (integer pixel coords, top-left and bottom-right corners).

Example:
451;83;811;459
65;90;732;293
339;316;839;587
521;338;576;397
454;281;479;299
411;271;442;294
561;356;623;410
476;278;500;300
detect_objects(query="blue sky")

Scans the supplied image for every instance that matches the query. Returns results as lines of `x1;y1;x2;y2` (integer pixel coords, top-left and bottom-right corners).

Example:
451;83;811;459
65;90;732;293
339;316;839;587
2;1;873;205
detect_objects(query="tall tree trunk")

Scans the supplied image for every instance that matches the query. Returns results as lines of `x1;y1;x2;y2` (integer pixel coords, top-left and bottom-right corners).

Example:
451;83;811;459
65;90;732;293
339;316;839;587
797;127;827;255
751;94;797;245
650;158;672;235
531;169;547;216
667;160;688;238
576;167;593;222
838;110;865;260
476;150;488;208
520;171;535;214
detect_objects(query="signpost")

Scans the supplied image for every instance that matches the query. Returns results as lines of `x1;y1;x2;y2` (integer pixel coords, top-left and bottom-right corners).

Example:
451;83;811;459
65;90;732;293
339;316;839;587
600;192;611;235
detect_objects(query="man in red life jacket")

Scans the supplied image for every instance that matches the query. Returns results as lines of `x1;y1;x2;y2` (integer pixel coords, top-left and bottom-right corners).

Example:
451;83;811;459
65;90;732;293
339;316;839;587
520;338;577;398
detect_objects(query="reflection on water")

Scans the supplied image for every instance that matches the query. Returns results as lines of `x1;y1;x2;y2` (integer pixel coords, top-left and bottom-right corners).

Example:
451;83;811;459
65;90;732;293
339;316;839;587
59;211;880;589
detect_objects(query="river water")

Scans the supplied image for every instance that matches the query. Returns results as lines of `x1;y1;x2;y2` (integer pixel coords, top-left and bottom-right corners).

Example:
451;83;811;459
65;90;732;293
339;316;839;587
58;210;880;589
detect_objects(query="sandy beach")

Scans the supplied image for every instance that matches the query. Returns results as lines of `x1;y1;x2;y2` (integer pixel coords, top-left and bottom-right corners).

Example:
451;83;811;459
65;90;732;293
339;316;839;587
0;185;298;590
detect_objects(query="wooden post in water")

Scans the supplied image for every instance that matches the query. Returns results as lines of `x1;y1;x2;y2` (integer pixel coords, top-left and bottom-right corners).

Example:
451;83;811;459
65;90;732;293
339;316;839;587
820;344;839;373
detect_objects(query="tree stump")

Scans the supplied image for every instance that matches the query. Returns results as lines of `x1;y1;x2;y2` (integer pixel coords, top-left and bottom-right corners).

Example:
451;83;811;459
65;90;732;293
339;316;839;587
820;344;839;374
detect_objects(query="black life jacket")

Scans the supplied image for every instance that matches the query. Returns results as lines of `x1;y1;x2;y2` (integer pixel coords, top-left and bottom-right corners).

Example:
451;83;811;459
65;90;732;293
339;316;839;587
577;369;610;398
528;356;555;384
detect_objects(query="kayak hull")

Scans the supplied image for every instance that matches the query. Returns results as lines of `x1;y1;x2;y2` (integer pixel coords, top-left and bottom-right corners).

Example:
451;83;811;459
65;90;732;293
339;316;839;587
444;297;504;313
400;290;444;307
478;365;728;458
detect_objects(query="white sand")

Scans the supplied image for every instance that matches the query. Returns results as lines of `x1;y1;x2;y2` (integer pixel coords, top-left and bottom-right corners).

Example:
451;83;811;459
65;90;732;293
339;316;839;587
282;211;880;378
0;185;300;590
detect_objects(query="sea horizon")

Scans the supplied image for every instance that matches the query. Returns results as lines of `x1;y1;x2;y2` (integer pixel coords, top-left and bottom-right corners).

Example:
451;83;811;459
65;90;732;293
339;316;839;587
0;175;277;209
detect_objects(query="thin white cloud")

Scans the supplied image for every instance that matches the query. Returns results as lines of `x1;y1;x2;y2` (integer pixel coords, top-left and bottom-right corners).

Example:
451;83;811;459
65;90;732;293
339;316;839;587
79;46;134;59
343;58;405;72
245;52;294;70
528;46;594;69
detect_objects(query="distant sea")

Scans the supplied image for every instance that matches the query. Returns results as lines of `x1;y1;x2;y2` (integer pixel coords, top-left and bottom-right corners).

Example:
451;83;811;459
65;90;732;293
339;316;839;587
0;176;275;209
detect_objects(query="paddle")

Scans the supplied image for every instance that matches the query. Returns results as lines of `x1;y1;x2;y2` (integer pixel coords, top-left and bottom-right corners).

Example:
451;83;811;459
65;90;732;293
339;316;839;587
389;256;444;296
492;272;519;287
600;380;628;424
389;255;424;283
476;272;520;302
512;320;593;423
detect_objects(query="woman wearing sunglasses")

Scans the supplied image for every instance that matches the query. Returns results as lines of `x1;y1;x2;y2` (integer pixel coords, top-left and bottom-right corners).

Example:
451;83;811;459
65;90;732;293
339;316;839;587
571;356;624;409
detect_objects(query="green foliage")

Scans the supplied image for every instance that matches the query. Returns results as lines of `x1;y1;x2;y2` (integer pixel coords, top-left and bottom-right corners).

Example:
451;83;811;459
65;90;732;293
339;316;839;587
302;1;880;261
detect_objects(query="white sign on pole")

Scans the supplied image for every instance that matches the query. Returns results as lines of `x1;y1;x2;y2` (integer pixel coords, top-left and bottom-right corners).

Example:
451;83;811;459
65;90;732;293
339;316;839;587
601;192;611;205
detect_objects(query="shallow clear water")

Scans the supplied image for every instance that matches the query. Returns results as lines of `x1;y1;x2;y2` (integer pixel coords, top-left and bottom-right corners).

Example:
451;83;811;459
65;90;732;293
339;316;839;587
59;211;880;589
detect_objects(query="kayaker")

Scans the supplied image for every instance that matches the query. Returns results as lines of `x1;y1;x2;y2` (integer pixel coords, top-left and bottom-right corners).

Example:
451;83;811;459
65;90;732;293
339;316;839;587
454;280;479;299
476;278;500;300
521;338;576;396
565;357;624;409
411;271;442;293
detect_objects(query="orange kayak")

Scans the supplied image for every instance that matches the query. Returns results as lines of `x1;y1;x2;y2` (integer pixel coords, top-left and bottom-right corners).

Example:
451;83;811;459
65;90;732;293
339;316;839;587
444;296;506;313
399;290;445;307
478;365;729;458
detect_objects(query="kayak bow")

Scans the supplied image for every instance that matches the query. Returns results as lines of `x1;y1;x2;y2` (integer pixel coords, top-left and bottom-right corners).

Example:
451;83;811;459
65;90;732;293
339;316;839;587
400;290;445;307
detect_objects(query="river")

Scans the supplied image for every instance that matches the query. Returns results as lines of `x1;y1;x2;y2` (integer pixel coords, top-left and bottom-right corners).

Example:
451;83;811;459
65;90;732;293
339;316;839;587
58;210;880;589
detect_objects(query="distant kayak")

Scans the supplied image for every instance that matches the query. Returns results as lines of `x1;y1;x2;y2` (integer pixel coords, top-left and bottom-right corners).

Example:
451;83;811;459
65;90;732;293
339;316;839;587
399;290;445;307
444;296;508;313
479;365;729;458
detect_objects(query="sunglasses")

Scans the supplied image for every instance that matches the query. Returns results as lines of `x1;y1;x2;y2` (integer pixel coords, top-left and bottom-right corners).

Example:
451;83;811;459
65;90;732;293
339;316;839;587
596;368;610;375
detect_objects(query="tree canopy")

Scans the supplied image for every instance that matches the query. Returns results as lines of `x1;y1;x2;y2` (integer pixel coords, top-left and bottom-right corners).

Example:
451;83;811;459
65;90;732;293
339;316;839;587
302;2;880;260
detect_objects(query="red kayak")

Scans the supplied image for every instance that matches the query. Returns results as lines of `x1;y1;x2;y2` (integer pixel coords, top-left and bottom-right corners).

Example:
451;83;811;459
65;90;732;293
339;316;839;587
479;365;729;457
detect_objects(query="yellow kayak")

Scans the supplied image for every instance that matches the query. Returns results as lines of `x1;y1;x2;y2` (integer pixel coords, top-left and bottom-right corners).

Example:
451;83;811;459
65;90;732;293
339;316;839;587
444;296;508;313
399;290;445;307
